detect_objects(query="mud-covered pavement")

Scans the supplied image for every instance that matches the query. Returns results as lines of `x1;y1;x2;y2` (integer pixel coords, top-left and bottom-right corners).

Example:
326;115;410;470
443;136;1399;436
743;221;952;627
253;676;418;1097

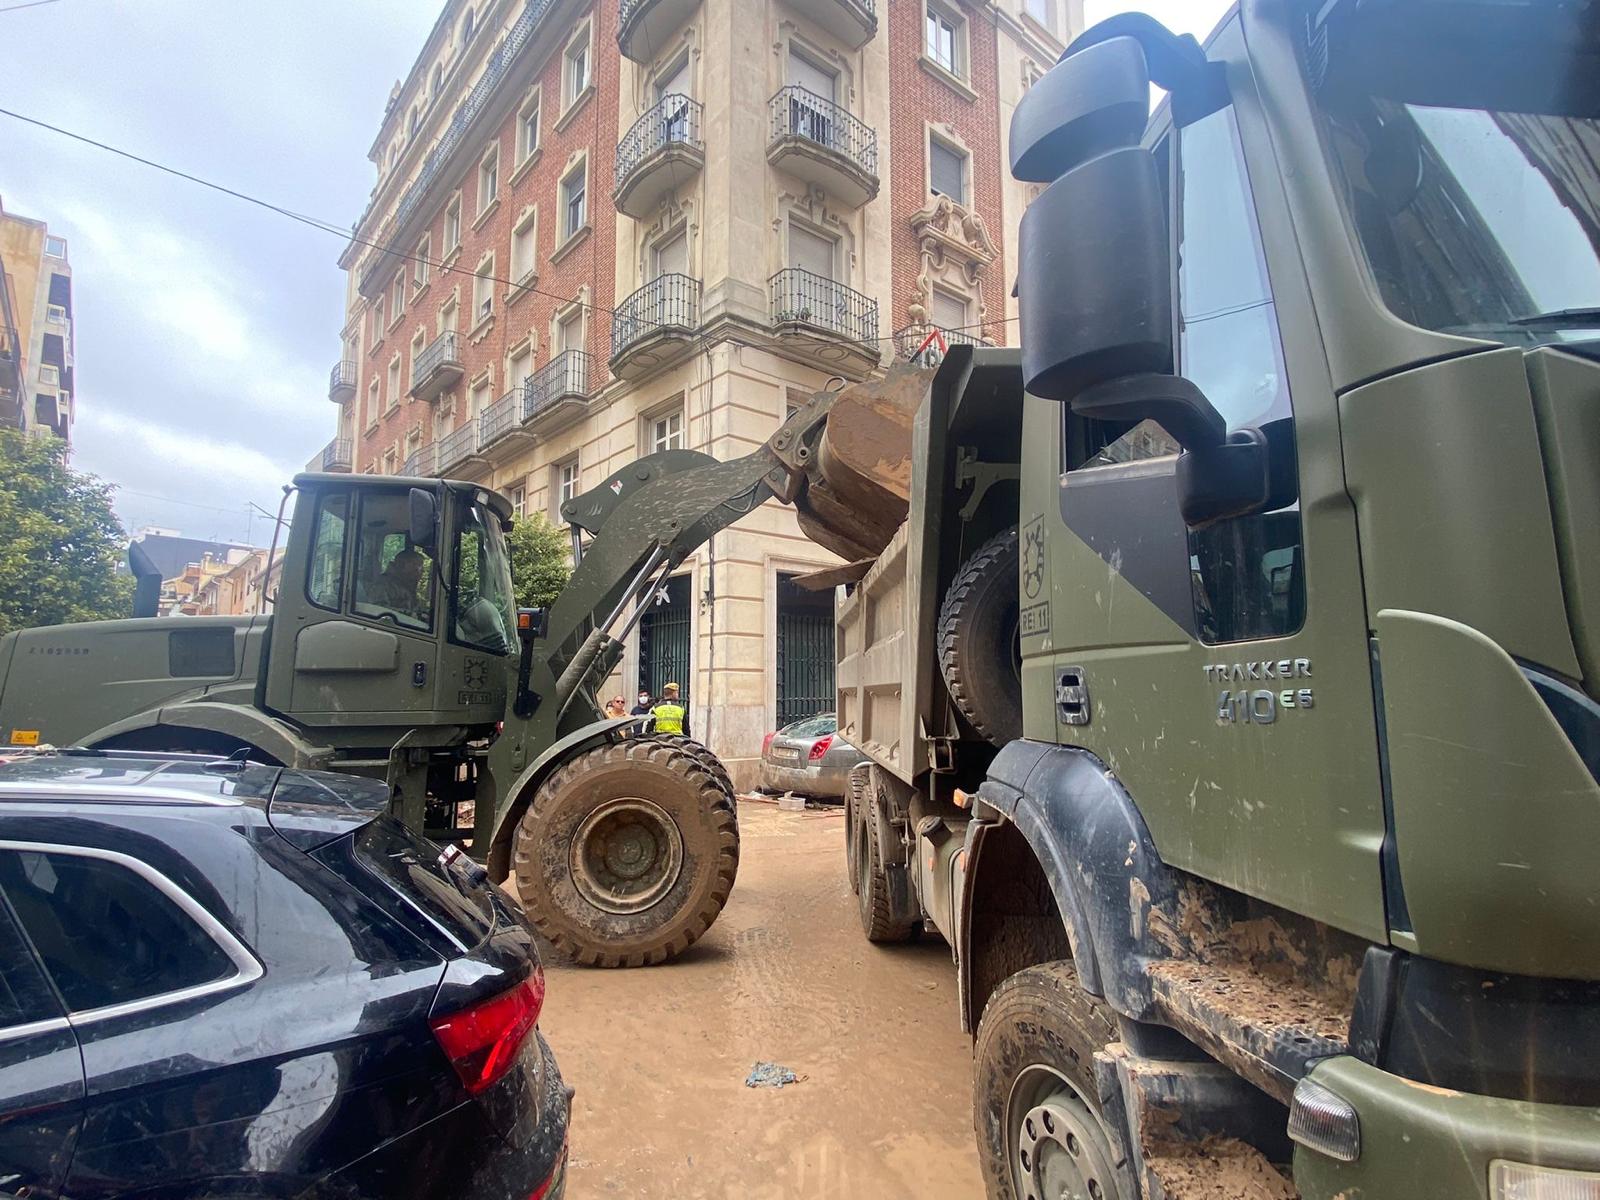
533;799;985;1198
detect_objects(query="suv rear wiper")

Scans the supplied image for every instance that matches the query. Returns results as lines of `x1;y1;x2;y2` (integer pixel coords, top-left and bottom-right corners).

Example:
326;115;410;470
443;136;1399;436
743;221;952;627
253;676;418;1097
1509;307;1600;328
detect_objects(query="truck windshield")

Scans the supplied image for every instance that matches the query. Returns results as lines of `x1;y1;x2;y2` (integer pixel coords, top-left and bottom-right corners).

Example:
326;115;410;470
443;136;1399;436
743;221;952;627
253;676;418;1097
451;497;516;655
1318;95;1600;346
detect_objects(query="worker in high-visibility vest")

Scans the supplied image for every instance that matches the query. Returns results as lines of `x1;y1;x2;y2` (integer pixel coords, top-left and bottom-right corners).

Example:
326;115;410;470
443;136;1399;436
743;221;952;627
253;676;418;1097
652;682;689;736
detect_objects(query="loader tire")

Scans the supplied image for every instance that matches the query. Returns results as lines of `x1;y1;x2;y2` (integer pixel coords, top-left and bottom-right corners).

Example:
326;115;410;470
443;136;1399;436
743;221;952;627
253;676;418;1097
938;526;1023;746
513;739;739;968
642;733;736;797
857;795;917;944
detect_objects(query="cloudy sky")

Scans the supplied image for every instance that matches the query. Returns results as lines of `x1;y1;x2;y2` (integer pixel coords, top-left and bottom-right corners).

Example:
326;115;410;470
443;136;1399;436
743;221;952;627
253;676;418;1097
2;0;1228;548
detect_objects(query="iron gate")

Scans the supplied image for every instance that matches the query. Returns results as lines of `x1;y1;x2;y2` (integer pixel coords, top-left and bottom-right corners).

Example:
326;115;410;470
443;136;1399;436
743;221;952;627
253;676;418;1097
776;575;835;727
638;574;691;702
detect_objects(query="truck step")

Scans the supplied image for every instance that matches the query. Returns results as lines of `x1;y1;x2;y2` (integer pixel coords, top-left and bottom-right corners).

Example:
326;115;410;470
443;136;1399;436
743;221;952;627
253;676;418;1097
1146;958;1349;1103
1142;1136;1299;1200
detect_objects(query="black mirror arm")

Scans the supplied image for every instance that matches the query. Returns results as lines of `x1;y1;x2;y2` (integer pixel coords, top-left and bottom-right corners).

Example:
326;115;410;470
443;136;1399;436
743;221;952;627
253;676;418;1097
1071;373;1227;451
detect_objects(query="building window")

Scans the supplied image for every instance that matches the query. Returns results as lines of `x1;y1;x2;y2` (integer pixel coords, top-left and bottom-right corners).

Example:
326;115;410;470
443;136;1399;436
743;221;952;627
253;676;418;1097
930;135;968;203
512;210;538;284
788;219;837;280
930;286;970;334
39;364;59;387
518;92;541;161
556;307;584;355
366;380;381;428
386;356;402;410
651;410;684;453
511;485;526;519
651;227;688;280
372;296;385;340
392;273;406;320
383;447;397;474
926;3;963;77
444;194;462;253
408;107;421;141
414;237;431;287
508;343;534;390
558;459;579;509
45;304;67;325
478;145;499;214
431;63;444;101
474;254;495;324
441;297;459;335
564;30;590;108
561;163;587;241
44;236;67;258
410;330;426;384
461;6;475;42
1024;0;1054;31
469;374;493;418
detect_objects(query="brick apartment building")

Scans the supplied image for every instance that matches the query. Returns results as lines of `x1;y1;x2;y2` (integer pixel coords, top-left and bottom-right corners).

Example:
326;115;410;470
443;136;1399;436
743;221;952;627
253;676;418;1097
323;0;1078;786
0;196;75;447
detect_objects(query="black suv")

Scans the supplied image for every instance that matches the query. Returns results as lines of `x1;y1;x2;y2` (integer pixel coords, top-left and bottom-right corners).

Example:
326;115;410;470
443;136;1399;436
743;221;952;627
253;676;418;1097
0;751;569;1200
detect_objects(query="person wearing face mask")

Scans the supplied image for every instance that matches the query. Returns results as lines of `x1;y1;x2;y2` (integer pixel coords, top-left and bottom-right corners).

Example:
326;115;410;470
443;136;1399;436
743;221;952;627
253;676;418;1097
630;689;653;718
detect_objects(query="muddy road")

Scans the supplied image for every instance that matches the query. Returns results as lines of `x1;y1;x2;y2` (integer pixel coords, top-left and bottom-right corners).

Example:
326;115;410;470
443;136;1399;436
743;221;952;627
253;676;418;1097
533;800;985;1198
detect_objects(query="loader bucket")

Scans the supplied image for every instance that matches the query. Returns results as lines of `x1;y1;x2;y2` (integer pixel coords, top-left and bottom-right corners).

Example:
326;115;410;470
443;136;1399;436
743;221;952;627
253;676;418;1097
794;364;931;562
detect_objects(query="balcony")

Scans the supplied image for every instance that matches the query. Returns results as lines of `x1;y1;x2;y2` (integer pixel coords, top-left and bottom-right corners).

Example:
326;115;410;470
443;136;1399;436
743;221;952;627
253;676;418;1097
436;421;482;475
410;331;464;402
404;442;438;478
787;0;875;47
618;0;700;63
329;360;357;403
321;438;354;473
524;349;594;433
610;274;701;381
478;384;525;453
893;322;985;366
769;268;880;375
767;86;879;207
614;95;704;219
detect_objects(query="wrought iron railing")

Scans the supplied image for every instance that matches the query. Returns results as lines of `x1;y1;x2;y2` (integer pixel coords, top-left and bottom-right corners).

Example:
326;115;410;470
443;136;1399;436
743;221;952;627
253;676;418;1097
479;384;525;448
404;442;438;477
768;85;878;178
611;274;701;360
412;331;461;389
321;438;353;471
525;350;593;421
616;94;703;193
769;268;879;345
893;322;984;363
354;0;557;285
437;421;480;472
329;359;357;396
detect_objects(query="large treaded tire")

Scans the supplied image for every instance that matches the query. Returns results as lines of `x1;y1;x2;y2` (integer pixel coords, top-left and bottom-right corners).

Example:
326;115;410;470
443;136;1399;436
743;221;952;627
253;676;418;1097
973;961;1132;1200
938;526;1023;746
641;733;736;797
513;740;739;968
857;791;917;944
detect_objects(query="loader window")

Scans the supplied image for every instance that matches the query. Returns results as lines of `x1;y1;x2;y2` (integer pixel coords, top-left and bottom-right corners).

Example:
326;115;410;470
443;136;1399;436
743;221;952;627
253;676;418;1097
352;490;436;632
306;491;349;612
450;496;514;654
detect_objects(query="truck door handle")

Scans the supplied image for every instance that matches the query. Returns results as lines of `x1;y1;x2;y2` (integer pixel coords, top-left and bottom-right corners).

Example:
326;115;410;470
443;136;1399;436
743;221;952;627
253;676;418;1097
1056;668;1091;726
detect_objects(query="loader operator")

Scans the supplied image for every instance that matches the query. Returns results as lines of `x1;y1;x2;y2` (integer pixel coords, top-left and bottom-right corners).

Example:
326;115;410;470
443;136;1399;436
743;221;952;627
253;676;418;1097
652;682;689;736
367;548;427;619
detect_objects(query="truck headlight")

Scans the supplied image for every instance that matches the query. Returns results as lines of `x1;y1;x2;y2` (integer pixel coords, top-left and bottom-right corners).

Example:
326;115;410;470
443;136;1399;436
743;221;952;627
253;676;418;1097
1491;1160;1600;1200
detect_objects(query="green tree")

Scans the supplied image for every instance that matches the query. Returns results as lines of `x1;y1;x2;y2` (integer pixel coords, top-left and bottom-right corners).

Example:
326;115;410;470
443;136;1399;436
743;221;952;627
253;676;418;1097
508;512;572;610
0;429;134;635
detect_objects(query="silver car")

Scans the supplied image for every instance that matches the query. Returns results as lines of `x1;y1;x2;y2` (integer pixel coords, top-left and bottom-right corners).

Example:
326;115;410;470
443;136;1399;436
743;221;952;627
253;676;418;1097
759;713;869;800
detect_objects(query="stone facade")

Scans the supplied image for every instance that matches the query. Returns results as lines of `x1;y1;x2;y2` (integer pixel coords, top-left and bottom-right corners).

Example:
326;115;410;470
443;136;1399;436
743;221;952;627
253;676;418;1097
328;0;1074;787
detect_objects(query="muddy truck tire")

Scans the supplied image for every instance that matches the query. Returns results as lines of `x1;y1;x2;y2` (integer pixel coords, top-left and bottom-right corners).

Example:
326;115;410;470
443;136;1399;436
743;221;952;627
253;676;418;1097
857;796;918;943
640;732;736;797
513;740;739;968
973;961;1132;1200
938;526;1023;746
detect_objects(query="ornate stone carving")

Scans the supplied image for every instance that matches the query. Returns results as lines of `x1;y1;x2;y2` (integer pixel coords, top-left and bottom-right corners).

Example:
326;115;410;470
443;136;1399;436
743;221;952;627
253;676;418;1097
907;196;998;338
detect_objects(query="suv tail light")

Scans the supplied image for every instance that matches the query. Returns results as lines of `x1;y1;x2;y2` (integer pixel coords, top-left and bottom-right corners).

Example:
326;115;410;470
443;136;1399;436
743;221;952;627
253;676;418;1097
808;735;833;761
762;731;775;755
430;971;545;1095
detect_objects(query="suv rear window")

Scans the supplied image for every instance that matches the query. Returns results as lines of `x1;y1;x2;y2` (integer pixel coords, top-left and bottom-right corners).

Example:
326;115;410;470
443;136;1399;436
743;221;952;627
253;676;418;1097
0;849;235;1013
352;820;495;951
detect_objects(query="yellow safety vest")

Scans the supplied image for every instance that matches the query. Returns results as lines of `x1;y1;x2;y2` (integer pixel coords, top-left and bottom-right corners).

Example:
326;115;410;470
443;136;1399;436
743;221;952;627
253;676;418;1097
652;701;686;735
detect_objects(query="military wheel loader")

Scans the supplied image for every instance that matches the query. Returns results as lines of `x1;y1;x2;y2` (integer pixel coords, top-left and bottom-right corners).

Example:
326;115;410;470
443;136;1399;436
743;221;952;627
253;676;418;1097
0;379;916;967
810;4;1600;1198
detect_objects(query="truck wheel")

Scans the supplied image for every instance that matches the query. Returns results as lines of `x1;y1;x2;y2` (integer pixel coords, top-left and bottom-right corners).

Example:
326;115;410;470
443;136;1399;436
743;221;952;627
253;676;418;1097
973;962;1132;1200
513;740;739;968
844;777;863;895
858;801;917;943
643;733;735;797
938;526;1023;746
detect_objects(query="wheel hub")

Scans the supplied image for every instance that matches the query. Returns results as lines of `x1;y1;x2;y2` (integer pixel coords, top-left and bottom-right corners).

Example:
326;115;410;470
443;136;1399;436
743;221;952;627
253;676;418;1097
1017;1095;1119;1200
571;797;685;915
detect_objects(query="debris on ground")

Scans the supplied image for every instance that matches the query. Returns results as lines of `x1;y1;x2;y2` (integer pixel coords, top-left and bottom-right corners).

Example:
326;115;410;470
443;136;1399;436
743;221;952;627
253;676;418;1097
778;794;807;812
745;1061;801;1089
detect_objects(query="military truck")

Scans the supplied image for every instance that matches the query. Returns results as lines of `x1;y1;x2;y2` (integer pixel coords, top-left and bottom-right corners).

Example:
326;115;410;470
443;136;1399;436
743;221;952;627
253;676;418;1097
828;4;1600;1197
0;392;901;968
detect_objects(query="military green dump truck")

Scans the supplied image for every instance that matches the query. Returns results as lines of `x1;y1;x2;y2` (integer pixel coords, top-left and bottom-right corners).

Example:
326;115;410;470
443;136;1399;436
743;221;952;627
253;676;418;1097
828;3;1600;1197
0;393;897;967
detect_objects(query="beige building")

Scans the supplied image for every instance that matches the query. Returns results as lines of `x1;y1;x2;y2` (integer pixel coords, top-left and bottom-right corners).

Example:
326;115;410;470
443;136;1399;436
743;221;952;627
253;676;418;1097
327;0;1077;786
0;195;75;446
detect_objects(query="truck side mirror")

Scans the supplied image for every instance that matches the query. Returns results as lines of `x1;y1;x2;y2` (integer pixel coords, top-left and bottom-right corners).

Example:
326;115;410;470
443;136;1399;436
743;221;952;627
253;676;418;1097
408;487;438;552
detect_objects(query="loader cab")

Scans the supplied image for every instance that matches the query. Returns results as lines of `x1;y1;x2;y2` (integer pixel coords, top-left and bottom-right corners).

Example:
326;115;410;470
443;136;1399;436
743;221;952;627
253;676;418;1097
262;474;514;738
